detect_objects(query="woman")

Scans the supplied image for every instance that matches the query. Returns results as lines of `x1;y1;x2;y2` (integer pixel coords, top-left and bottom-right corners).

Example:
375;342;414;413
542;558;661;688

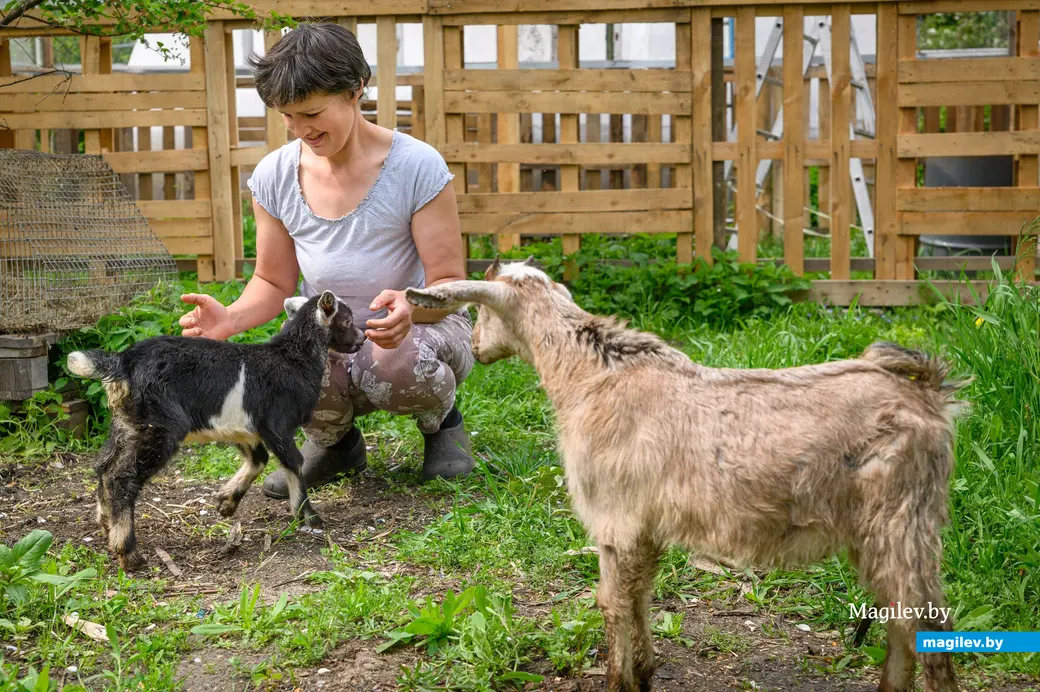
177;22;475;498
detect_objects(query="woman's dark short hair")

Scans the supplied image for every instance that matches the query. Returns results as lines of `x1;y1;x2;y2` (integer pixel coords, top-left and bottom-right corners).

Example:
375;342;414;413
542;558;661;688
249;22;372;109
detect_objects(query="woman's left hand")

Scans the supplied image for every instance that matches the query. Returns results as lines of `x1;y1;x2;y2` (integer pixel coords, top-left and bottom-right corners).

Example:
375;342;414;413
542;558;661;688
365;289;414;349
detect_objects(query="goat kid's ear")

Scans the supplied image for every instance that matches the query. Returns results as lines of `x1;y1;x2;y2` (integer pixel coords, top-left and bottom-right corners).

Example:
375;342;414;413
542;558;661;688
284;296;308;319
317;290;338;320
405;280;510;310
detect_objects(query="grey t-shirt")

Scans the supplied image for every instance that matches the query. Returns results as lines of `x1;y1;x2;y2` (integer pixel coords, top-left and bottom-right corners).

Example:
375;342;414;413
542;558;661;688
247;130;455;326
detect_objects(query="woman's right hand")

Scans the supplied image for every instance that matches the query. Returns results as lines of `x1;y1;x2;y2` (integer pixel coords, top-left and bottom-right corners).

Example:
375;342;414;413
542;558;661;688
178;293;236;341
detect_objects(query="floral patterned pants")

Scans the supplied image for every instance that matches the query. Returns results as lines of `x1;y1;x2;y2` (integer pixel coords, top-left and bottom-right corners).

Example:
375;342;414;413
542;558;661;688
303;310;475;445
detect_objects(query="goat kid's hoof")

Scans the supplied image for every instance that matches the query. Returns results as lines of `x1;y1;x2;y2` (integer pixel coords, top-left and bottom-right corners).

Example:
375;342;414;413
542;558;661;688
215;493;241;518
118;551;147;573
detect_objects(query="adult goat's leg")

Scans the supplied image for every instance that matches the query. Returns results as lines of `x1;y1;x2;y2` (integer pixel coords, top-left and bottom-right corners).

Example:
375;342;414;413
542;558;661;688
215;443;269;517
626;541;663;691
598;542;647;692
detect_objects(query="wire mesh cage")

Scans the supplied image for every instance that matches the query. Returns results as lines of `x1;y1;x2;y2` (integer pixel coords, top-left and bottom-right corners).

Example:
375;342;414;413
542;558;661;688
0;149;179;334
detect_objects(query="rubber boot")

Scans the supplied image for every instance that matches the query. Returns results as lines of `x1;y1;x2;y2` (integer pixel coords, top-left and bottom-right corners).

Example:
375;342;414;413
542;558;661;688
262;427;368;500
421;408;475;482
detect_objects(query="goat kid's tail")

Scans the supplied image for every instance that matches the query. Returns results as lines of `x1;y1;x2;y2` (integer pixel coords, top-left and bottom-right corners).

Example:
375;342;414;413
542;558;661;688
861;341;971;414
67;349;124;381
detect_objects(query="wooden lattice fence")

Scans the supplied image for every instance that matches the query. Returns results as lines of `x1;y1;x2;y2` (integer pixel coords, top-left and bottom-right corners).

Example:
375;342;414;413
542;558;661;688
2;0;1038;305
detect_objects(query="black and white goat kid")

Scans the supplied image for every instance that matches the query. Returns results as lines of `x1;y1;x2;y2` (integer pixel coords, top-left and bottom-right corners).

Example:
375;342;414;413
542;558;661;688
66;291;365;571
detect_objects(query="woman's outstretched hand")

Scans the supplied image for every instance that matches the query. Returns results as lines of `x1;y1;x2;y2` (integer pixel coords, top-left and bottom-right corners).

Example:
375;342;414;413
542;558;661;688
178;293;236;341
365;289;414;349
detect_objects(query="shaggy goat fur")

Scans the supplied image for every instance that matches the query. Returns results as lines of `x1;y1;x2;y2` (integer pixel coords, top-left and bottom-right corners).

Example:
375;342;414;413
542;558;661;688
405;259;968;692
67;291;365;571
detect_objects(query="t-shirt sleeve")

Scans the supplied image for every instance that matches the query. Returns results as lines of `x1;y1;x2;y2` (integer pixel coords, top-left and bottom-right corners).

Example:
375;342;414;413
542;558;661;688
246;147;285;220
410;142;455;215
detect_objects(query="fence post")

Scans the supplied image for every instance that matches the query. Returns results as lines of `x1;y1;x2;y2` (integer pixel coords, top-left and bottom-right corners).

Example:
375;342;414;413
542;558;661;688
692;8;714;267
559;24;581;280
829;4;852;280
496;25;521;253
203;22;236;282
874;2;899;280
0;39;12;149
783;5;805;275
895;9;919;280
1015;10;1039;282
675;16;693;265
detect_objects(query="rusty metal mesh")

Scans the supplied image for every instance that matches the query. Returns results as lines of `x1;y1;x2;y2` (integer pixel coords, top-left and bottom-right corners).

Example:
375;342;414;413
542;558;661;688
1;149;179;333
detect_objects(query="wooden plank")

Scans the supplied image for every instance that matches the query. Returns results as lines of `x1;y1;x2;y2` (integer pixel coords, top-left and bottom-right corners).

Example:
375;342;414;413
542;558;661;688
901;211;1039;236
1015;10;1039;281
137;200;211;219
898;187;1040;212
735;7;757;264
79;35;102;155
230;145;266;167
674;16;693;265
899;81;1040;107
0;73;207;93
210;0;426;15
461;210;692;236
558;24;581;281
444;68;690;93
712;139;877;160
898;57;1040;84
874;3;898;280
443;25;466;197
711;17;726;251
161;236;215;256
806;280;1009;307
497;24;521;252
429;0;887;14
442;90;690;115
0;110;207;129
899;131;1040;158
224;30;242;264
377;17;398;129
457;188;691;214
440;9;691;25
3;91;206;112
783;5;805;275
442;142;690;164
150;219;212;238
103;149;209;173
915;256;1021;272
899;0;1040;13
895;13;918;280
829;4;852;281
203;23;235;282
423;16;446;151
0;40;12;148
692;8;714;266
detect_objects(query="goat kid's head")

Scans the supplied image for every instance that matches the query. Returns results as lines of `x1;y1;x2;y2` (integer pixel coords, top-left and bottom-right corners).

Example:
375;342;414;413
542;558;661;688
405;257;572;365
283;290;367;353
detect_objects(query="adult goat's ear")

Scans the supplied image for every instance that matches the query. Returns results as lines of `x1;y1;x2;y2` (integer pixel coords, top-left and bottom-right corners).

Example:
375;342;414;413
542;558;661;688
523;255;536;266
484;256;502;280
405;280;510;310
284;296;307;319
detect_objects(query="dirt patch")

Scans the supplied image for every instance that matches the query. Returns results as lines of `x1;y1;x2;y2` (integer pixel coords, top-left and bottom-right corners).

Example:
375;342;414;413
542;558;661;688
3;454;1038;691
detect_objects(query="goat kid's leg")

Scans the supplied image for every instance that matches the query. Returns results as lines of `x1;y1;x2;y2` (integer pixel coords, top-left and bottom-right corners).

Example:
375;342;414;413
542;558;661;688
93;429;126;536
106;430;179;572
215;443;269;517
264;432;323;529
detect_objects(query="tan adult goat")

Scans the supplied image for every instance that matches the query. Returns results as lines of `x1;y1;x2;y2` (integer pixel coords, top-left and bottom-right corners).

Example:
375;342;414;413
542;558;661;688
406;258;967;692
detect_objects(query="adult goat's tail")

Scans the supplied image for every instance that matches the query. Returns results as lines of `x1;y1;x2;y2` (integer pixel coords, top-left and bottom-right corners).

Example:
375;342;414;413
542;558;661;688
67;349;124;381
861;341;971;416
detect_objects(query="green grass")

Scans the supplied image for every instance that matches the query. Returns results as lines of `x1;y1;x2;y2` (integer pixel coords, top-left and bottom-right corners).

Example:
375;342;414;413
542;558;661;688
2;258;1039;690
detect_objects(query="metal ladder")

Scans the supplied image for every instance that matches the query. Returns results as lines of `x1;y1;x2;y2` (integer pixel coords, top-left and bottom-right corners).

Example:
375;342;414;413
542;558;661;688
723;15;876;257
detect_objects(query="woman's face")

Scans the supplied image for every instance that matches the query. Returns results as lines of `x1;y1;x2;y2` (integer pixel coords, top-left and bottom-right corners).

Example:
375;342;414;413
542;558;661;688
279;90;359;157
